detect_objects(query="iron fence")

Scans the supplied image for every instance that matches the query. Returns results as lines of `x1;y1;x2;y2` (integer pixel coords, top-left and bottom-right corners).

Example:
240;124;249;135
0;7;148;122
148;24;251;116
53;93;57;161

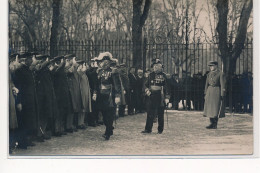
9;39;253;113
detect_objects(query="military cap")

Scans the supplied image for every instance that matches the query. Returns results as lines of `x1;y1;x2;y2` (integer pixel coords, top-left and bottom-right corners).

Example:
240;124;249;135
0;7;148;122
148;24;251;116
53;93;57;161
76;60;85;65
119;63;126;67
19;52;38;58
51;55;64;63
35;54;49;60
64;54;76;59
208;61;218;66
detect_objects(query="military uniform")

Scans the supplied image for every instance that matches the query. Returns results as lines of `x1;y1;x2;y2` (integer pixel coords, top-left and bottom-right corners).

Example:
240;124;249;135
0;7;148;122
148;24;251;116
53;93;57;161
142;59;170;134
203;61;226;129
96;52;121;140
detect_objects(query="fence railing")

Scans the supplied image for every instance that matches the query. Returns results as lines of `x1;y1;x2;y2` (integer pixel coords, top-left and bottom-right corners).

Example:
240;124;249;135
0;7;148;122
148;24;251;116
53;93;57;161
9;39;253;113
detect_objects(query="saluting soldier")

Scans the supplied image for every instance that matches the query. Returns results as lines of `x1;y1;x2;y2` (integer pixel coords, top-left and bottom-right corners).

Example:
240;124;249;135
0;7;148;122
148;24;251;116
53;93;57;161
94;52;121;140
77;60;92;129
203;61;226;129
51;56;73;135
141;58;172;134
12;52;40;147
64;54;81;132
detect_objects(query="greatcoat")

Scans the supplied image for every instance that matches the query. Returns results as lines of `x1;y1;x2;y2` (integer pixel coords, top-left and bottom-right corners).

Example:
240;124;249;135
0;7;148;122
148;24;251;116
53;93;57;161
203;70;226;118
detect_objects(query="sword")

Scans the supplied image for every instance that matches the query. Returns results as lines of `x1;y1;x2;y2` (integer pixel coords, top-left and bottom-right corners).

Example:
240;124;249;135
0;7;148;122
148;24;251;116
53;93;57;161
166;103;169;128
217;98;223;118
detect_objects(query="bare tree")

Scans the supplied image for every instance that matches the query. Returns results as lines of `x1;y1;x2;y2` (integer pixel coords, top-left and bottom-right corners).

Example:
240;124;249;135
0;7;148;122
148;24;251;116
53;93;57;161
132;0;152;68
216;0;253;76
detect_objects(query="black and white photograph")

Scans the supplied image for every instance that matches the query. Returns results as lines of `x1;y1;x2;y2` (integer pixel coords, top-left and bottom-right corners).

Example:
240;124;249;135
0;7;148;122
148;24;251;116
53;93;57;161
5;0;258;159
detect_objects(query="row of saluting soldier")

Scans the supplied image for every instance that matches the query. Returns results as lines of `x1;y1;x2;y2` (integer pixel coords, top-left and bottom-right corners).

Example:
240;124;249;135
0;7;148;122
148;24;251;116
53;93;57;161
9;51;252;153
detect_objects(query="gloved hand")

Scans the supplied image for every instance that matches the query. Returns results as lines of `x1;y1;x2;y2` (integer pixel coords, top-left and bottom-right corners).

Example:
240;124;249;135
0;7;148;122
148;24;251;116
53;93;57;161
145;89;151;96
115;97;120;105
17;104;22;112
168;103;172;108
165;98;169;104
92;94;97;101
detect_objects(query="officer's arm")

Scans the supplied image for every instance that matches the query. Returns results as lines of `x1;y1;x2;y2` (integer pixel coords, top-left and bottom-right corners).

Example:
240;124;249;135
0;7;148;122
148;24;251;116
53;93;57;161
112;68;121;97
204;74;209;95
164;73;171;99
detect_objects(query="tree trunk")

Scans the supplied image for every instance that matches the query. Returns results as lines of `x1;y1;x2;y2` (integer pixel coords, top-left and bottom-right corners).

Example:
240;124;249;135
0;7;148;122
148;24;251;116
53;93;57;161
50;0;62;57
132;0;151;68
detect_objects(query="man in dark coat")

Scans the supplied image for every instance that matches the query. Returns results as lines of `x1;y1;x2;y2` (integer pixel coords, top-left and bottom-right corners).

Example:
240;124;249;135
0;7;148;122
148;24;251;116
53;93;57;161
203;61;226;129
86;58;100;126
135;68;145;113
117;63;129;117
12;53;40;147
169;74;180;110
50;56;73;135
64;54;82;132
128;67;137;115
32;55;60;139
141;58;172;134
93;52;121;140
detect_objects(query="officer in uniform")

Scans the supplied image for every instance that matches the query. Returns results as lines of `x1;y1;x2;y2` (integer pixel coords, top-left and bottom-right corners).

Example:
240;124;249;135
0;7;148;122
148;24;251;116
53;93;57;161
203;61;226;129
93;52;121;140
141;58;172;134
86;57;100;126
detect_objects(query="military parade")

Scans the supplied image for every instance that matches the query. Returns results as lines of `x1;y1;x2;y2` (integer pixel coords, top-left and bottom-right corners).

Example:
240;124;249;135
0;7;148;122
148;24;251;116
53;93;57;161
8;49;253;154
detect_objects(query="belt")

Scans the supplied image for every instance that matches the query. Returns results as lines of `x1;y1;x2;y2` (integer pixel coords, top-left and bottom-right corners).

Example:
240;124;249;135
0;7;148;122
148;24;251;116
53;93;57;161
150;85;162;91
101;84;112;90
209;85;220;87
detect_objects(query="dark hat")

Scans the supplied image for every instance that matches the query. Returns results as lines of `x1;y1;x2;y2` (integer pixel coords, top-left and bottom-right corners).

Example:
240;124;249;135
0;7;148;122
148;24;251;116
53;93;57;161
64;54;76;59
51;55;64;63
76;60;85;65
208;61;218;66
151;58;163;68
35;54;49;60
119;63;126;67
19;52;38;58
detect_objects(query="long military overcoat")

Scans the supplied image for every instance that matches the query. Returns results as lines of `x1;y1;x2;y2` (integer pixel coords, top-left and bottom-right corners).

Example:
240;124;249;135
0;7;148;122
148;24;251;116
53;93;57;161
78;71;92;113
203;70;226;118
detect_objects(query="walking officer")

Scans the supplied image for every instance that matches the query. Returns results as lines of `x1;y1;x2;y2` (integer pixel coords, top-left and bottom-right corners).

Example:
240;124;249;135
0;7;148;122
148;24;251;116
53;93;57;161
141;58;172;134
203;61;226;129
93;52;121;140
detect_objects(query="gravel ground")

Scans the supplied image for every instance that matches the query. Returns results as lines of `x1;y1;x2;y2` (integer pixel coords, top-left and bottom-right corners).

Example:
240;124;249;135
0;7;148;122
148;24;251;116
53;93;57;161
10;110;253;156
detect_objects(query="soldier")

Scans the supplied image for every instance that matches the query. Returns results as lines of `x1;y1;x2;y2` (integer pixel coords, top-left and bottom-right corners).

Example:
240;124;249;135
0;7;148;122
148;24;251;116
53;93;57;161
86;58;100;126
169;74;180;110
93;52;121;140
128;67;137;115
141;58;172;134
77;60;92;129
64;54;82;132
135;68;145;113
117;63;129;117
31;54;59;139
51;55;73;135
11;53;40;147
203;61;226;129
9;54;20;152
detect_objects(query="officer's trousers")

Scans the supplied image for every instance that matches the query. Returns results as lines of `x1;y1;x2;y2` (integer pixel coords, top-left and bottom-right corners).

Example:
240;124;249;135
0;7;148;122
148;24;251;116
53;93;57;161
145;91;165;133
100;94;114;136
